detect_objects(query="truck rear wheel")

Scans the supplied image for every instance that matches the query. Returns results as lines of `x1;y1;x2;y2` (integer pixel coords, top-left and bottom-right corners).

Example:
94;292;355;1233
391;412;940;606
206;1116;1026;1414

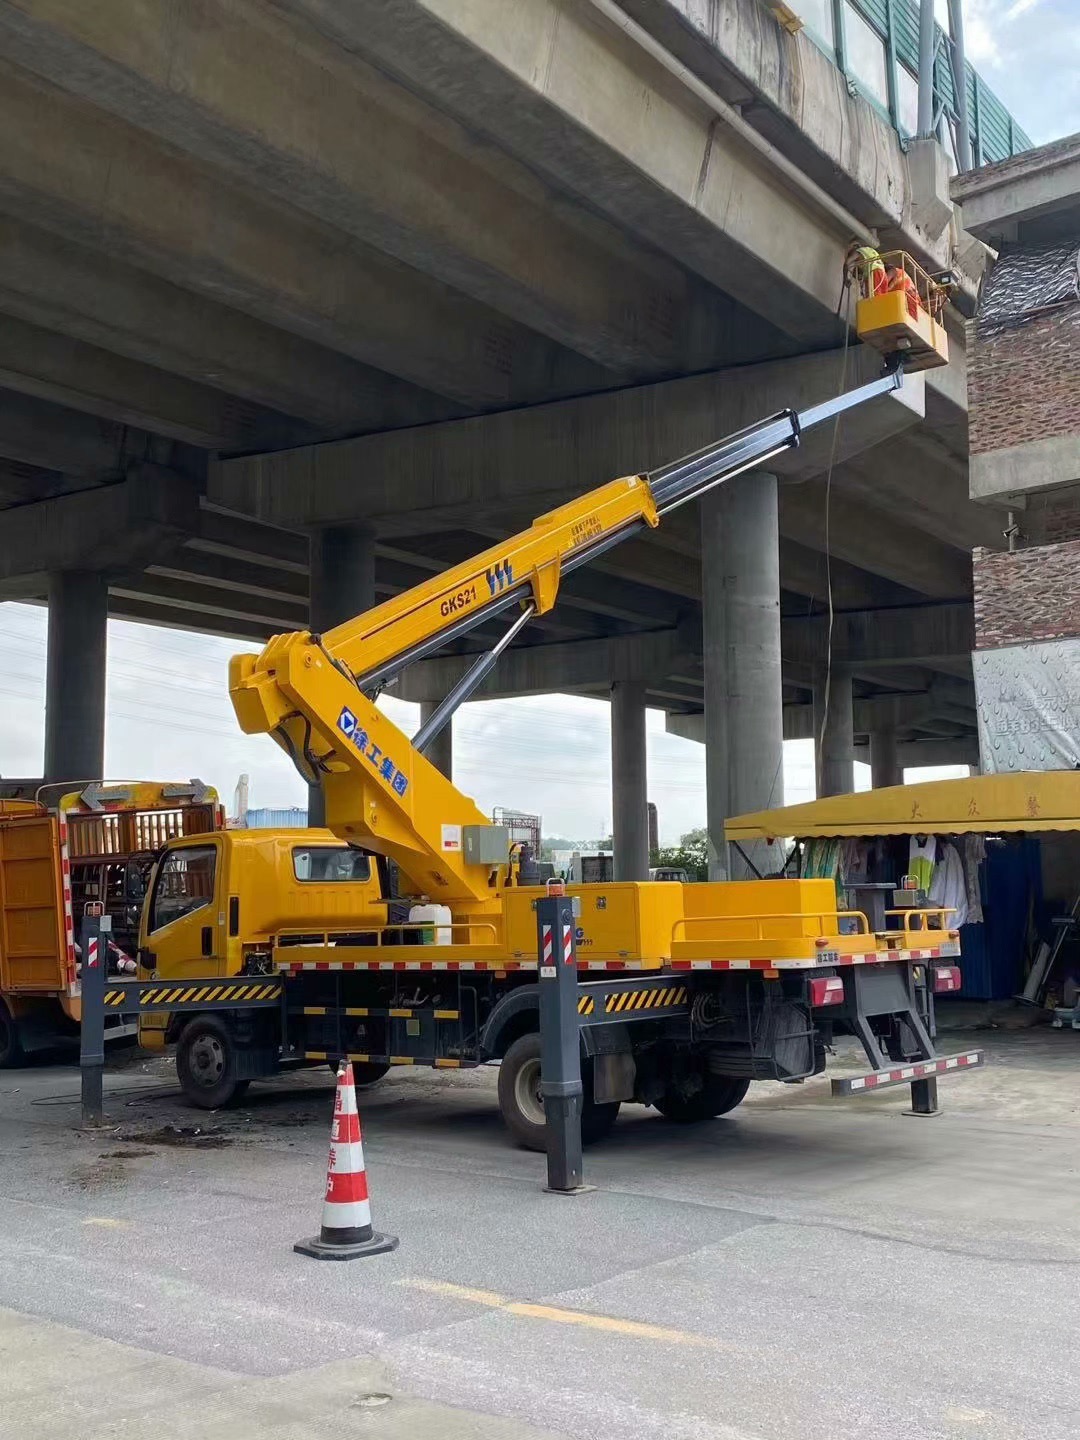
0;1005;23;1069
654;1074;750;1123
497;1032;620;1151
176;1016;250;1110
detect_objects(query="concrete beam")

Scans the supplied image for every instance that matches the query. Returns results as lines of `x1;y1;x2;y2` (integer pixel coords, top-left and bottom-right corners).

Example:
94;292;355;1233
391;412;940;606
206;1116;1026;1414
0;387;150;478
777;539;921;611
0;0;782;380
778;481;971;598
0;57;603;409
0;459;73;505
0;217;449;435
271;0;866;344
856;736;979;768
669;687;977;744
783;603;975;670
970;435;1080;504
394;628;699;704
0;465;199;594
392;602;972;705
615;0;974;281
0;312;312;452
953;136;1080;243
831;435;1004;553
212;346;923;533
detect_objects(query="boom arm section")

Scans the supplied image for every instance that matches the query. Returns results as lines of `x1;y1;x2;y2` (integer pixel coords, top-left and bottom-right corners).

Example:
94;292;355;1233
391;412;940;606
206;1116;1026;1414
229;366;904;906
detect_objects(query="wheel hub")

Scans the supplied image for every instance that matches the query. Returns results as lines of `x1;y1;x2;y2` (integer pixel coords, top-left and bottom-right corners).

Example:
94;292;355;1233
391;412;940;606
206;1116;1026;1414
190;1034;225;1086
514;1057;546;1128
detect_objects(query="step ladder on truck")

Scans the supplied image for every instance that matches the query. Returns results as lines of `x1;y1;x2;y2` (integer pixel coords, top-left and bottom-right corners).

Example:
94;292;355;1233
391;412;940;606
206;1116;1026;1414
0;781;221;1066
90;299;980;1146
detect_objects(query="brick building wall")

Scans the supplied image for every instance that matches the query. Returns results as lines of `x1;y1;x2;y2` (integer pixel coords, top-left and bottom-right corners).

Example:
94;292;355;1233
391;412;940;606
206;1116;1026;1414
968;307;1080;458
973;537;1080;648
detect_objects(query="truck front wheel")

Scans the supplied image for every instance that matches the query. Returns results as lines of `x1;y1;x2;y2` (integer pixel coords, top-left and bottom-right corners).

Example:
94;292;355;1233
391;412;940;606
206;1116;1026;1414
654;1074;750;1123
497;1032;620;1151
176;1016;250;1109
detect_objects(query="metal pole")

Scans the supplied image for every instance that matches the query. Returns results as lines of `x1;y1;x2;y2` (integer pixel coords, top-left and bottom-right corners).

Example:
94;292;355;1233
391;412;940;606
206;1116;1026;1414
917;0;936;139
947;0;973;170
78;911;107;1128
536;888;586;1193
413;603;534;754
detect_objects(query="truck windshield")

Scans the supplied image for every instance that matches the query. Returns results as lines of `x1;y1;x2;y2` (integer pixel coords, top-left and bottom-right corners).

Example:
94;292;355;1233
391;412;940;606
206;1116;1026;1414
149;846;217;930
292;846;371;882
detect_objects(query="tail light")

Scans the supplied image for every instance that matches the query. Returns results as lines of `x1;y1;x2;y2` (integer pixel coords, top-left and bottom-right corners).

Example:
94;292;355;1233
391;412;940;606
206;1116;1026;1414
809;975;844;1007
932;965;961;993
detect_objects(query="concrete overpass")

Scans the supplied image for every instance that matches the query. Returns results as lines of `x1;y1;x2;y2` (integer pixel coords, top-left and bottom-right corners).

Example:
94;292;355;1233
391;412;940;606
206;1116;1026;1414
0;0;1021;873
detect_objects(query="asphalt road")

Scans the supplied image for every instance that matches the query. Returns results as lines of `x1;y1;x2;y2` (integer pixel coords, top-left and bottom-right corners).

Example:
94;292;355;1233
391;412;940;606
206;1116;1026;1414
2;1025;1079;1440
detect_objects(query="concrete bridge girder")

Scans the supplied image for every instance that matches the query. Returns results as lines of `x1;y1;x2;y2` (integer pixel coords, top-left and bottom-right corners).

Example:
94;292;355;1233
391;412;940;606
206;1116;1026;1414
0;0;785;382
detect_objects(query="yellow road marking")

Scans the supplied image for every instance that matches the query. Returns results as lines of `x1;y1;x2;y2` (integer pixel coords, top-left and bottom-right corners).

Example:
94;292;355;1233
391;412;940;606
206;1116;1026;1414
83;1217;129;1229
397;1277;731;1350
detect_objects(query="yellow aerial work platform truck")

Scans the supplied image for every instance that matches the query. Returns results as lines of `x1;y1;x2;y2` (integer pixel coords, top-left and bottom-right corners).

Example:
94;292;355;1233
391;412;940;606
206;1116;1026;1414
0;781;220;1065
111;330;977;1147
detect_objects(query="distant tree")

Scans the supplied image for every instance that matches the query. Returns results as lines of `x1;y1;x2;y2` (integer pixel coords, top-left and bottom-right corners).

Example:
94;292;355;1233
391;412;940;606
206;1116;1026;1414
649;827;710;881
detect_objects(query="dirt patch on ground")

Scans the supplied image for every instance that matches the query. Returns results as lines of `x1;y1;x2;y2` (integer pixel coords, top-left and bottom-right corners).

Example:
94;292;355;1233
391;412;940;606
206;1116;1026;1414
116;1124;233;1149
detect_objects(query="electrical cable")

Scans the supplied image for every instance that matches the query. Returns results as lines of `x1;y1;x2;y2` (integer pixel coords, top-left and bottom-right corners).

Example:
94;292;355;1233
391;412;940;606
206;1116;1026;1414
815;276;856;795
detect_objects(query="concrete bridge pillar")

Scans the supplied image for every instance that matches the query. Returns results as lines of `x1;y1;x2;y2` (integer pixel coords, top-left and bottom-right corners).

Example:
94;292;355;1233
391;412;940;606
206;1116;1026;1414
611;680;650;881
44;571;108;786
419;701;453;781
818;669;855;797
308;523;375;825
701;472;784;880
870;729;903;789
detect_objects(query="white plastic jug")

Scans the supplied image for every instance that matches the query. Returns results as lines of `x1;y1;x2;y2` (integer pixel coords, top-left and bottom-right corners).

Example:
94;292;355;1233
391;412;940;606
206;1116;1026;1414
408;903;453;946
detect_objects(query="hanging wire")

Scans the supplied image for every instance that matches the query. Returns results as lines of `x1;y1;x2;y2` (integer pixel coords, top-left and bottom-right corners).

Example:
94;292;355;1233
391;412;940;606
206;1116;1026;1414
815;273;856;795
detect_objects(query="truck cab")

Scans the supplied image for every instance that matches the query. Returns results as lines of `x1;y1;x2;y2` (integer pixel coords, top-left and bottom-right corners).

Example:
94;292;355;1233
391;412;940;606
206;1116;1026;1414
137;828;386;1063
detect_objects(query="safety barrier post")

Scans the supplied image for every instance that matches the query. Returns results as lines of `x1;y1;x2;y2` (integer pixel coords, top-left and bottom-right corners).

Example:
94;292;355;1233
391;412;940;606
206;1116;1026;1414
78;909;108;1128
536;884;586;1193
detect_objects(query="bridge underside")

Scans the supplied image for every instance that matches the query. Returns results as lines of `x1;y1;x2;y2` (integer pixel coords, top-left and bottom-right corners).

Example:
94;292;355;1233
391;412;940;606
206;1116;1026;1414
0;0;997;797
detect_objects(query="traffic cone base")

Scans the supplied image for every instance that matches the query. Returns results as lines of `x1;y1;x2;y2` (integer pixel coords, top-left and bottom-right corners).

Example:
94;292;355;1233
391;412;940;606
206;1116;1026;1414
295;1059;398;1262
293;1230;398;1261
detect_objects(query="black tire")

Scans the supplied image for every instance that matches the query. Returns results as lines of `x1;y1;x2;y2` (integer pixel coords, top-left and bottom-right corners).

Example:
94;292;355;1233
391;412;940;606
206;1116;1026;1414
176;1015;250;1110
654;1074;750;1124
497;1032;620;1152
327;1060;391;1086
0;1006;23;1069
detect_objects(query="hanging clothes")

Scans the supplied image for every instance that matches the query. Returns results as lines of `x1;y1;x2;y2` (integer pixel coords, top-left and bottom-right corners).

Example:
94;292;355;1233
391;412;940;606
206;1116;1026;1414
928;841;968;929
962;834;986;925
908;835;937;893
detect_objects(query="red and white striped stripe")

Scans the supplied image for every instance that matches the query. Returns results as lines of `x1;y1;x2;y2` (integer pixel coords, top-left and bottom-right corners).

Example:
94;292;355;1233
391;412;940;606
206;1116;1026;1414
57;819;78;994
843;1051;983;1093
321;1064;372;1235
563;924;574;965
542;925;553;964
281;947;959;975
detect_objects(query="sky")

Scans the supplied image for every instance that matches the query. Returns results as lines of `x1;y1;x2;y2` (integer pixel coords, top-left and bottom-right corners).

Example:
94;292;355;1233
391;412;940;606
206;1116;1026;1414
961;0;1080;144
0;602;879;845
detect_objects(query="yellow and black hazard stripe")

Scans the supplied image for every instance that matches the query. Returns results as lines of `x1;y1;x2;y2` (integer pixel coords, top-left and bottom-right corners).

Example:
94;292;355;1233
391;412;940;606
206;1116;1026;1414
577;995;595;1016
603;985;688;1015
104;980;282;1009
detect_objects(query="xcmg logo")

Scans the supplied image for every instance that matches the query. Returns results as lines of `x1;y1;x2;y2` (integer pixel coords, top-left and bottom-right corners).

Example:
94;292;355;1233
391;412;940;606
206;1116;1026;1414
485;558;513;596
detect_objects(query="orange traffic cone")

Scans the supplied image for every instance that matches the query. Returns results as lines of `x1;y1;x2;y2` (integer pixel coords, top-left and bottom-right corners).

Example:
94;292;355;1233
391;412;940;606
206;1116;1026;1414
294;1060;398;1261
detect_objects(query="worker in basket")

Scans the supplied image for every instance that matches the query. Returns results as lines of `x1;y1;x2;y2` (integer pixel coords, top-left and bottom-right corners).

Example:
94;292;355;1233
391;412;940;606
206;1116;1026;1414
885;259;922;320
845;242;888;297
